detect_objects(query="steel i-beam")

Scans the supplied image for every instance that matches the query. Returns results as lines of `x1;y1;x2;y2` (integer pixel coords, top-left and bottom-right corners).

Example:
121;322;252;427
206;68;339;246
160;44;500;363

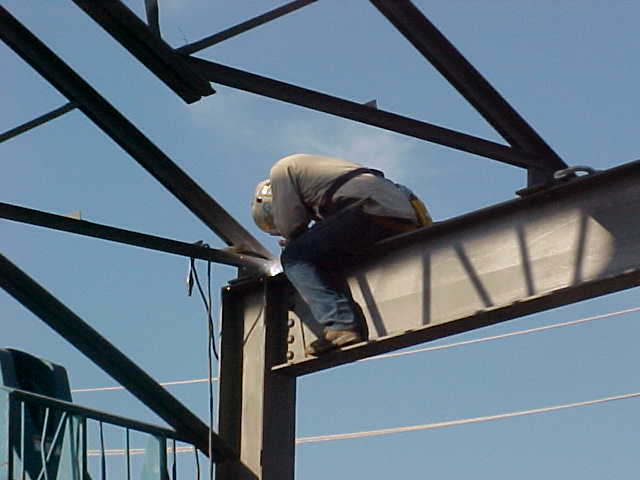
0;6;272;260
217;278;295;480
275;160;640;375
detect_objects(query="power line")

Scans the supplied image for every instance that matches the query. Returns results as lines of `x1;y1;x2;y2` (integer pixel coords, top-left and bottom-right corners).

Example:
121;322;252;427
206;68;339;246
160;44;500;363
296;391;640;444
85;389;640;456
72;305;640;394
360;305;640;362
71;378;216;393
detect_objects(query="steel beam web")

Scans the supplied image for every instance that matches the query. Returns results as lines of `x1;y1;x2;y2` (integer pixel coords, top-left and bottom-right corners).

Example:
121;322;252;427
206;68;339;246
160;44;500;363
0;102;76;144
187;57;543;169
0;253;234;461
0;6;272;260
177;0;318;54
369;0;567;180
0;202;272;272
276;160;640;375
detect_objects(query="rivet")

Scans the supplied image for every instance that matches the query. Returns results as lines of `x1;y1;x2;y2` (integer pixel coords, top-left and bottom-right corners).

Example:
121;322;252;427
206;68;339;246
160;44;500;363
286;351;294;360
287;335;295;344
287;318;295;328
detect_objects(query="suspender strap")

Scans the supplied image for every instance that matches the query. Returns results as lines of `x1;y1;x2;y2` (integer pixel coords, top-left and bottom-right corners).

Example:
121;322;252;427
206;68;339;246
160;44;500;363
319;167;384;217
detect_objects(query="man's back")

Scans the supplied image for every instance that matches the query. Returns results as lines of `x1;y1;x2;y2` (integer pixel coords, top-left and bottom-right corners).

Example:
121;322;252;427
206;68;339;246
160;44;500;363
270;154;415;239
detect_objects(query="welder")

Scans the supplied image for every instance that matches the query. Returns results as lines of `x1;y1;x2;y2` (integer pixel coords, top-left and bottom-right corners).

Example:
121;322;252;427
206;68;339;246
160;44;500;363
252;154;431;355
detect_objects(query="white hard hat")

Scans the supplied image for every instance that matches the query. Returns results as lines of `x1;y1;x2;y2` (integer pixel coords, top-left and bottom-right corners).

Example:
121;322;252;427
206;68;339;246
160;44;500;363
251;179;280;235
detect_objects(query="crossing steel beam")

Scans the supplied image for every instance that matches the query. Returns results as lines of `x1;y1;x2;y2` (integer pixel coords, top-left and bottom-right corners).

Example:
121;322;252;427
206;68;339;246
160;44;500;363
274;159;640;375
0;202;274;273
0;254;234;461
70;0;212;103
187;57;544;169
369;0;567;185
0;102;76;144
0;6;272;260
178;0;318;55
144;0;160;37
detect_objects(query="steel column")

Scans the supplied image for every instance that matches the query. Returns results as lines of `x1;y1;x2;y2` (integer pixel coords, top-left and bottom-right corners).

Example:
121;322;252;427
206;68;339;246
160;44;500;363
0;6;272;260
178;0;318;54
277;160;640;375
369;0;567;184
0;254;234;461
71;0;212;103
217;278;295;480
187;57;544;169
0;202;274;272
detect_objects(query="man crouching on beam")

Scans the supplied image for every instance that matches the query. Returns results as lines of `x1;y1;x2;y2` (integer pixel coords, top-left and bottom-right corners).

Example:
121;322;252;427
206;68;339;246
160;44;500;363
252;154;431;355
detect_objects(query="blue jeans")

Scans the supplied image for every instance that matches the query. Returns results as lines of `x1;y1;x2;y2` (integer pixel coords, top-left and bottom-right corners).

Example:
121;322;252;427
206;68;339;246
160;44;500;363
281;206;399;331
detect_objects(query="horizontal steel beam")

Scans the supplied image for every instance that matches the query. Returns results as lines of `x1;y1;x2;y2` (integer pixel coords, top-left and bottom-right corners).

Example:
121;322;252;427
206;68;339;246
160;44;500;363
276;160;640;375
369;0;566;180
0;6;272;260
0;202;274;273
0;254;234;461
0;102;76;144
70;0;212;103
187;57;544;170
178;0;317;55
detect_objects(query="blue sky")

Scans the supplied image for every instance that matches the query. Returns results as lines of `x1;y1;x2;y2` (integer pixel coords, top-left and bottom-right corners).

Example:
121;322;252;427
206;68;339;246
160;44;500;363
2;1;640;478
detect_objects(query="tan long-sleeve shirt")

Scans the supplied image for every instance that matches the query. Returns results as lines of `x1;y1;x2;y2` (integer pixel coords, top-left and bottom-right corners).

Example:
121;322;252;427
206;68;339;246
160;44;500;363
269;154;418;239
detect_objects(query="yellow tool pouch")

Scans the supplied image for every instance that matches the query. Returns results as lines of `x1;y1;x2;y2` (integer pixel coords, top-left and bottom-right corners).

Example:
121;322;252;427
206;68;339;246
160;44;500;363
409;195;432;227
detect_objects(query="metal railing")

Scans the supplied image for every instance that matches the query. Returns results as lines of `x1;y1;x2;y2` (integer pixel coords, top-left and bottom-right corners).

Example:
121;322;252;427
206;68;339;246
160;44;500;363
0;387;204;480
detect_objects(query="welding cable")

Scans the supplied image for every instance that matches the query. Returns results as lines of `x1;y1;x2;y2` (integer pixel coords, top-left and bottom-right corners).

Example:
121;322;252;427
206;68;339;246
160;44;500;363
189;257;219;361
206;262;215;480
85;389;640;456
71;305;640;394
188;256;218;479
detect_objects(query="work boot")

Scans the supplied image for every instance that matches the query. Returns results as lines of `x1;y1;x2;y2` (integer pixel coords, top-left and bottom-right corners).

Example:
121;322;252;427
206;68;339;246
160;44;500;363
305;328;361;356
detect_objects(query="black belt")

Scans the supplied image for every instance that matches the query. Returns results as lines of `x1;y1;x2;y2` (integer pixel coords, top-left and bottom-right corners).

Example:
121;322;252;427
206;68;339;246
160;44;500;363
319;167;384;217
